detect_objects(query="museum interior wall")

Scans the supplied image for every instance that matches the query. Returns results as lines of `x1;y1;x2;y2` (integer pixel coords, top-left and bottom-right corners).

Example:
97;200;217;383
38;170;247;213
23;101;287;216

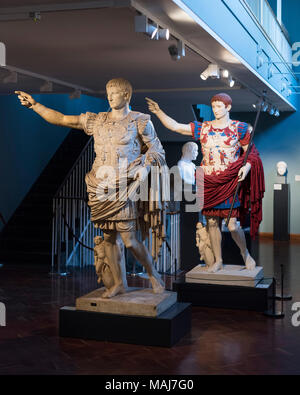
0;94;107;231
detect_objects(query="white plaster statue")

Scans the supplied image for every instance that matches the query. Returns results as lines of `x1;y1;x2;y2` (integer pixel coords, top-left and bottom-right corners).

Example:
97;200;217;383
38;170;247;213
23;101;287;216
276;161;287;176
16;78;167;298
146;93;262;273
195;222;215;269
177;142;198;185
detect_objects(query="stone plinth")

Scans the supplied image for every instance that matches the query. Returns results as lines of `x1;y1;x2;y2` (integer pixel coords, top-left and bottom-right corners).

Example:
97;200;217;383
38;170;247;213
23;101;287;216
185;264;264;287
76;287;177;317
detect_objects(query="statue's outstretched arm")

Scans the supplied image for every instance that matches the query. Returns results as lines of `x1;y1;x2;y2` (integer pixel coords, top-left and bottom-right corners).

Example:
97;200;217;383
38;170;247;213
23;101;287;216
15;90;83;130
146;97;191;136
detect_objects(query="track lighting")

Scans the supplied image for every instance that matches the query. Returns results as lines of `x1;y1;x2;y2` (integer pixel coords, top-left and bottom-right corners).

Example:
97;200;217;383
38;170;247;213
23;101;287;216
269;106;275;116
168;40;185;61
261;101;269;112
222;69;229;78
200;64;220;80
228;76;235;88
135;15;169;40
3;71;17;83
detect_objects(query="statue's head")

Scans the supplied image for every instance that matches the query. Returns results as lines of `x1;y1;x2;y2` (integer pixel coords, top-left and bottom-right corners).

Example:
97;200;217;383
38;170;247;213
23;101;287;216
211;93;232;120
196;222;204;230
94;236;104;245
106;78;133;109
182;142;198;161
276;161;287;176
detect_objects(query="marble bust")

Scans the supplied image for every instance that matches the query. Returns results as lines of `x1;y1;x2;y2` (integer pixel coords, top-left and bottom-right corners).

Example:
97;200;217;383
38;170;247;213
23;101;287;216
276;161;288;183
177;142;198;185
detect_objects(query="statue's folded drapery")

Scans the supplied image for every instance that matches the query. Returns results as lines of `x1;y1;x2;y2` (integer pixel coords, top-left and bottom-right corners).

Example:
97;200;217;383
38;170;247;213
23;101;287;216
196;144;265;239
85;113;169;261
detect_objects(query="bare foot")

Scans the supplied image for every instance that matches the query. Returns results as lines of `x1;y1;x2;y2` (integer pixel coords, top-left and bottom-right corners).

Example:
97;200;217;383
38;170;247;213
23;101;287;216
207;261;223;273
150;276;165;294
242;250;256;270
102;284;125;298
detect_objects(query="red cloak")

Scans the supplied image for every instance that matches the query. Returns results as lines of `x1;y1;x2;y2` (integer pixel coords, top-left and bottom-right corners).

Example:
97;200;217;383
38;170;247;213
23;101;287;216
196;144;265;239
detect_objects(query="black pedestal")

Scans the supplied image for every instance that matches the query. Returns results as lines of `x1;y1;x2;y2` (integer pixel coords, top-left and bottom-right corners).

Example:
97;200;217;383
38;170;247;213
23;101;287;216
180;200;199;272
274;183;290;241
173;278;274;312
59;302;192;347
222;229;259;265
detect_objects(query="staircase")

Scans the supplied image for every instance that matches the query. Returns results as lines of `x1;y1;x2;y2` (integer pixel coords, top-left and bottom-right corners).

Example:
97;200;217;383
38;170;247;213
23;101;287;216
0;130;90;265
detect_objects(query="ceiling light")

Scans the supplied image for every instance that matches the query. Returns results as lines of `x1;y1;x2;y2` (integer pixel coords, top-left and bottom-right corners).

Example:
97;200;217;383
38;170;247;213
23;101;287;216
3;71;17;83
200;64;220;80
159;28;170;40
222;69;229;78
40;80;53;92
269;106;275;116
168;41;185;61
228;76;235;88
135;15;169;40
262;102;269;112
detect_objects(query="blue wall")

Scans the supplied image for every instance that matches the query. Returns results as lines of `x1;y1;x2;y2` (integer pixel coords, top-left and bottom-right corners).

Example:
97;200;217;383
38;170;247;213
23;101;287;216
0;94;107;231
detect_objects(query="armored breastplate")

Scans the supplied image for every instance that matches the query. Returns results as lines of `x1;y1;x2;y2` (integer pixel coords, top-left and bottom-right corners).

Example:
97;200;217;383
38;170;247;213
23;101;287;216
92;114;143;171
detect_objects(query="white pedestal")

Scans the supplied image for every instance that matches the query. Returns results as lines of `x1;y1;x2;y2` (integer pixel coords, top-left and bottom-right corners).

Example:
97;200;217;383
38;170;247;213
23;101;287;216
185;265;264;287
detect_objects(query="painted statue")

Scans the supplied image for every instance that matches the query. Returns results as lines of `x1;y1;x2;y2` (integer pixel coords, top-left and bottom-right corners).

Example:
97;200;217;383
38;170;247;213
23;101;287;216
16;78;167;298
146;93;264;273
195;222;215;269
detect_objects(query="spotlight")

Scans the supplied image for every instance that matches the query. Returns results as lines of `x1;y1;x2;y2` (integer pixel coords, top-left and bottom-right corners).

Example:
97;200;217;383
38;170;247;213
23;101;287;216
29;11;41;22
274;109;280;117
168;40;185;61
228;76;235;88
200;64;220;80
69;89;81;99
262;101;269;112
222;69;229;78
3;71;17;83
252;100;259;109
287;89;292;97
135;15;169;40
269;106;275;116
40;80;53;92
159;28;170;40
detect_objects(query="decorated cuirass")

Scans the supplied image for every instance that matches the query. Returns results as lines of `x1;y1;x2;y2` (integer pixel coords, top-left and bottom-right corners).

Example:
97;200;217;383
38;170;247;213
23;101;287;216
92;113;143;173
200;121;244;175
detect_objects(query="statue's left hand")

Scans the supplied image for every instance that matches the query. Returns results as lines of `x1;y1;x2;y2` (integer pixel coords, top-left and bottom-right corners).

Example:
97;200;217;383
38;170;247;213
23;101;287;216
133;167;149;182
238;162;251;181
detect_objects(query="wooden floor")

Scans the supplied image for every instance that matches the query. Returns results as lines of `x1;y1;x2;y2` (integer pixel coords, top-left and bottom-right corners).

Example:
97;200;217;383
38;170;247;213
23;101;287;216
0;238;300;375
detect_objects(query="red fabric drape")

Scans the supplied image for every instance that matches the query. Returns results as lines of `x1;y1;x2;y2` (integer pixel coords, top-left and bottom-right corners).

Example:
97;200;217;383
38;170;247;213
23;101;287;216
196;144;265;239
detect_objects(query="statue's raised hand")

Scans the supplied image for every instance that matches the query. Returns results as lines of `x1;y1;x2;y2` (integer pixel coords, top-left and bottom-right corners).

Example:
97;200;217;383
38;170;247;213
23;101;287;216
15;91;36;108
145;97;161;115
